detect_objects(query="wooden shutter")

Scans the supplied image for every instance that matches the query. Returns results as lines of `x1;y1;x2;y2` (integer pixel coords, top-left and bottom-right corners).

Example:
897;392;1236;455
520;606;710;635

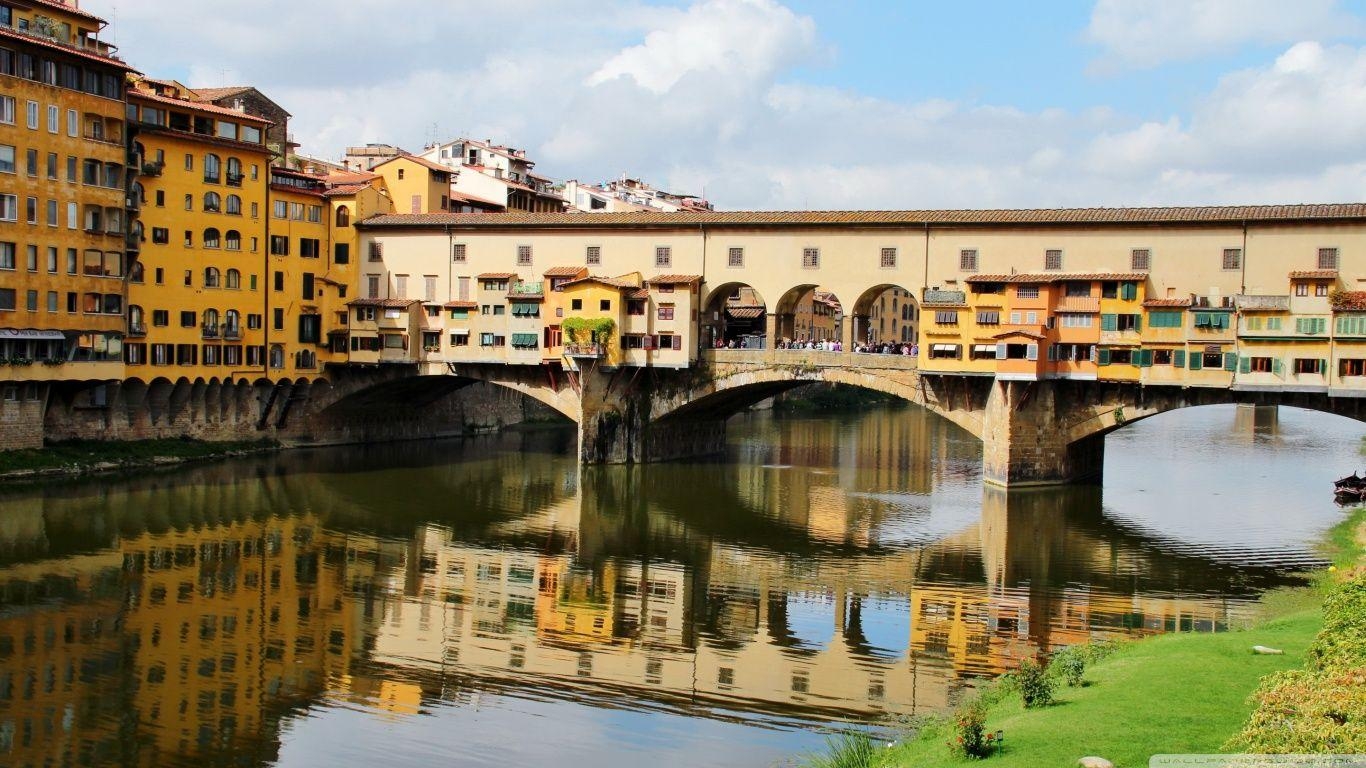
1224;352;1237;371
1239;356;1251;374
1098;348;1111;366
1273;358;1284;377
1101;314;1118;331
1139;349;1153;367
995;343;1007;360
672;335;682;351
1026;344;1038;361
1189;353;1202;370
1173;349;1185;368
1133;315;1142;332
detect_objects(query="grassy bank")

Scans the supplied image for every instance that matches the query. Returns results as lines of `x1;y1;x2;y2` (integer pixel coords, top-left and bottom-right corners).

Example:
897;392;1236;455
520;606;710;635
0;437;278;478
833;507;1366;768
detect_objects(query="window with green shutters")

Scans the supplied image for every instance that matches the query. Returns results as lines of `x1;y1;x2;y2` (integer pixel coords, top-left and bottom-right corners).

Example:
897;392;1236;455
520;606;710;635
1267;317;1282;331
1101;314;1118;331
1193;312;1231;330
1149;311;1183;328
1239;356;1251;374
1295;317;1327;335
1119;282;1138;301
1246;316;1263;331
1189;352;1202;370
1098;348;1111;366
1273;358;1284;377
1173;349;1186;368
1137;349;1154;367
1224;352;1237;371
511;333;538;348
1336;315;1366;335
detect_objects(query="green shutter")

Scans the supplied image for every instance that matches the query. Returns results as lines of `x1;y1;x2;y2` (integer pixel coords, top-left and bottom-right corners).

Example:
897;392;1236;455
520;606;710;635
1138;349;1153;367
1098;348;1111;366
1190;352;1203;371
1173;349;1185;368
1133;315;1142;332
1318;318;1327;334
1101;314;1118;331
1224;352;1237;371
1322;359;1328;375
1120;282;1137;301
1268;317;1281;331
1239;356;1251;374
1273;358;1284;378
995;343;1007;360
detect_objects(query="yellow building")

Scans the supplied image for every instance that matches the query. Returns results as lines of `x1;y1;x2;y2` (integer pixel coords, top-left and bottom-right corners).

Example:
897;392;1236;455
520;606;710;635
368;153;452;215
125;78;272;381
266;166;335;375
0;0;135;428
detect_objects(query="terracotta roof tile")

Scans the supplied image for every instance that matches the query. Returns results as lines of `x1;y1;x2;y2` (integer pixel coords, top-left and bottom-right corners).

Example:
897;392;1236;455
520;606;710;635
322;184;368;198
326;170;379;185
993;330;1045;340
967;274;1054;284
625;288;650;300
129;89;273;124
348;298;420;309
543;266;587;277
1289;269;1339;279
374;152;453;175
726;306;765;319
188;86;253;102
31;0;106;23
444;301;478;309
970;271;1148;284
0;25;132;70
476;272;518;280
646;274;702;285
1143;298;1194;308
560;275;638;290
356;204;1366;230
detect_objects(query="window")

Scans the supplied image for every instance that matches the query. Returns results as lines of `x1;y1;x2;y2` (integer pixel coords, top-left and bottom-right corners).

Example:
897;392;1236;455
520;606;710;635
369;242;383;261
1295;317;1327;335
1318;247;1339;270
1341;359;1366;377
599;299;611;311
802;247;819;269
976;310;999;325
270;236;289;256
928;344;961;359
273;308;284;330
1222;248;1242;270
203;228;220;249
225;230;241;251
727;247;743;267
658;304;675;320
1193;312;1231;330
1131;248;1151;270
300;238;320;258
1017;285;1040;299
1295;283;1309;297
24;147;36;176
1316;283;1330;297
273;271;284;292
587;245;601;265
1059;313;1093;328
395;275;408;298
571;298;583;311
336;206;350;227
335;243;350;264
204;153;220;183
655;246;671;268
934;310;959;325
0;242;12;269
0;145;13;173
152;227;169;244
880;247;896;268
1148;311;1183;328
204;267;220;287
203;192;221;212
1043;249;1063;270
959;248;978;271
225;195;241;215
25;196;36;224
517;244;532;266
25;100;37;130
1295;358;1324;375
0;96;11;124
0;194;12;222
0;288;13;311
273;200;287;219
307;205;322;223
452;243;466;263
226;269;240;289
367;275;380;298
180;311;196;328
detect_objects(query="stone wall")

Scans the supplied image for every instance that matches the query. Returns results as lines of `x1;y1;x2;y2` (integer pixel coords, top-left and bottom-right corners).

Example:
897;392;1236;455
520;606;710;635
0;390;47;451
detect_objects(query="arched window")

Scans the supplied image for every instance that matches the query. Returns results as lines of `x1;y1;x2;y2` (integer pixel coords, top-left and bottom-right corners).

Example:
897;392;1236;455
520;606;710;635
226;157;242;186
225;309;240;333
203;191;221;212
204;266;220;287
204;153;221;183
225;194;241;215
335;206;350;227
202;308;219;332
269;344;285;369
224;230;241;251
133;182;145;205
133;141;145;165
128;305;144;333
225;268;241;289
203;228;221;249
129;261;144;283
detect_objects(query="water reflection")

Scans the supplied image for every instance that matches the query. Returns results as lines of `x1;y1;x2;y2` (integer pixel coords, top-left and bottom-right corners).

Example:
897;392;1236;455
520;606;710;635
0;405;1354;768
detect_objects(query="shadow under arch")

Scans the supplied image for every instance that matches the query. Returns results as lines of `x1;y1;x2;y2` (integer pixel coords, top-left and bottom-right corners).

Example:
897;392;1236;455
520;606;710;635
701;281;767;349
318;373;576;423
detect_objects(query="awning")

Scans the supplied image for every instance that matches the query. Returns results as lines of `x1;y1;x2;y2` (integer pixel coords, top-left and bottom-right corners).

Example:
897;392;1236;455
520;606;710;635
511;333;539;347
0;329;65;340
972;344;996;353
450;328;470;336
932;344;959;352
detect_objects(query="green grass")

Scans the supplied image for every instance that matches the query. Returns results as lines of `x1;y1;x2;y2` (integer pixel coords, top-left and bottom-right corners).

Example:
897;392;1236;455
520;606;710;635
0;437;277;475
877;508;1366;768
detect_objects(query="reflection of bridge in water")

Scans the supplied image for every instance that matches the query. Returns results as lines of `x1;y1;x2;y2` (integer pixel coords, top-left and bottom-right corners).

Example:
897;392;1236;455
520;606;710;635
0;428;1303;765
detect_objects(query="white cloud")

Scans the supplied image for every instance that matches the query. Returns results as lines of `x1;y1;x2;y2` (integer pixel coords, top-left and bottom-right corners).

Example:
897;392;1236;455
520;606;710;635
86;1;1366;210
1085;0;1364;72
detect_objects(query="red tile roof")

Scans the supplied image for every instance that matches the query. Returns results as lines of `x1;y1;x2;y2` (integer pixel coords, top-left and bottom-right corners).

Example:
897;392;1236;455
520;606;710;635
0;25;131;70
348;298;420;308
355;204;1366;230
129;89;273;124
188;86;253;102
30;0;106;23
560;275;638;290
726;306;766;319
1289;269;1339;279
326;170;379;184
543;266;588;277
322;184;368;198
476;272;518;280
444;301;478;309
968;271;1148;284
646;274;702;285
1143;298;1194;308
373;152;453;175
992;330;1045;340
625;288;650;300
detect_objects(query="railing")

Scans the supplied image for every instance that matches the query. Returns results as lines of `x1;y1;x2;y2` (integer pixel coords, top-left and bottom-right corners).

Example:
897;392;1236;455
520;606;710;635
201;325;220;339
140;162;164;177
564;343;604;357
226;173;244;187
223;326;241;340
127;323;146;338
701;348;919;371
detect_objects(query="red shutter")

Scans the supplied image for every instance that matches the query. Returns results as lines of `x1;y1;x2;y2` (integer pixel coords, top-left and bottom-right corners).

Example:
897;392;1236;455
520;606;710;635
672;335;682;350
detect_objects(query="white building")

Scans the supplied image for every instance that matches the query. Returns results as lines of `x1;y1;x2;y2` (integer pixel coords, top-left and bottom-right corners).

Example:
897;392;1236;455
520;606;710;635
420;138;564;212
563;177;713;214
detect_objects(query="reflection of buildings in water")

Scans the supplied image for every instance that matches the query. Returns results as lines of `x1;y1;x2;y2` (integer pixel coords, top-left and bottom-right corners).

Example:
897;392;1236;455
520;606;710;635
0;553;126;767
120;515;356;764
1231;403;1280;443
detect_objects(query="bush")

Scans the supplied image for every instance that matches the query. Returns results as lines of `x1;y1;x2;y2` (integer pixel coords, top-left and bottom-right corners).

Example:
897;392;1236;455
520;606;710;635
1053;647;1086;687
947;701;993;759
1016;657;1055;708
806;730;879;768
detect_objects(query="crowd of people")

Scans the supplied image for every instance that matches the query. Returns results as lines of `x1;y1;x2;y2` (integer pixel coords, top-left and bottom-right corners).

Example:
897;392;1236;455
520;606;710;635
713;336;918;356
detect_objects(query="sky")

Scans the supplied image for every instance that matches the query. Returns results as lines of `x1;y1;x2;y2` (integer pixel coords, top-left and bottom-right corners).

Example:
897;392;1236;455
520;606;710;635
87;0;1366;210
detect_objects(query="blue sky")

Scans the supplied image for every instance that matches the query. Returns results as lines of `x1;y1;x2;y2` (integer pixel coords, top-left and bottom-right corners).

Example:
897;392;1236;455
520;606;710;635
95;0;1366;210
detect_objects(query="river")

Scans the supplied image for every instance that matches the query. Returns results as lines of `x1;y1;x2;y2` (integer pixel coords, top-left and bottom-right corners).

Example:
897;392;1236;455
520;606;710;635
0;402;1359;767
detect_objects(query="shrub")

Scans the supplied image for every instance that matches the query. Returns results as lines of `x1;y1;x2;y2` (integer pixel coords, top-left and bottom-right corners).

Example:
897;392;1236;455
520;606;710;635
1016;657;1055;708
806;730;879;768
947;700;993;759
1053;647;1086;687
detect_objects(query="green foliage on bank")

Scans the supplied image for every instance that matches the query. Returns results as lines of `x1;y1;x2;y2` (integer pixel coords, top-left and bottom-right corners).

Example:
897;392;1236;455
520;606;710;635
0;437;278;475
1227;510;1366;753
562;317;615;344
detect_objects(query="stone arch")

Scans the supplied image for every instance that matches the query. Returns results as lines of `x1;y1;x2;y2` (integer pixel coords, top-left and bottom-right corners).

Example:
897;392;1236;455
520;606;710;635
851;283;920;348
701;281;767;349
319;372;578;423
167;378;193;426
204;378;223;424
189;378;208;424
772;284;844;346
146;377;173;425
120;377;148;428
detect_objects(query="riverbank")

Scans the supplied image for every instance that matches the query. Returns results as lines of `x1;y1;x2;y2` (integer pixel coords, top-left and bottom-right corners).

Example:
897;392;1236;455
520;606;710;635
861;507;1366;768
0;437;280;482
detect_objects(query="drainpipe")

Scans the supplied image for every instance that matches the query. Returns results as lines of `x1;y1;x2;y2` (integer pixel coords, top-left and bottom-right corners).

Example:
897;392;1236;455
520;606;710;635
698;222;707;356
1240;220;1248;295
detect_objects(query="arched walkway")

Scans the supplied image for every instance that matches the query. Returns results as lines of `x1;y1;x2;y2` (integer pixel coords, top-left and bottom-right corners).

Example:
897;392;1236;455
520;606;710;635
850;283;919;350
772;284;844;347
702;281;767;349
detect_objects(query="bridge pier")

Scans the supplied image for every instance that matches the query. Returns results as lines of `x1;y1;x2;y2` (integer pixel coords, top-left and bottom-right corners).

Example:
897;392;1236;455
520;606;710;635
982;379;1105;487
577;361;727;463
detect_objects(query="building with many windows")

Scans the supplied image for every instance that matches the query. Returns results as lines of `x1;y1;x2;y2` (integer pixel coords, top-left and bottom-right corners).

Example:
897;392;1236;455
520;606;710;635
0;0;135;438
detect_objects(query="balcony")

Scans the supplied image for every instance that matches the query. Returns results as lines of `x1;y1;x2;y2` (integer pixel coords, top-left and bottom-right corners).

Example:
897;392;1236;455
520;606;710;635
223;326;242;341
923;289;967;306
125;233;141;252
564;343;604;358
201;325;220;340
127;323;146;338
140;161;165;177
226;173;244;187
